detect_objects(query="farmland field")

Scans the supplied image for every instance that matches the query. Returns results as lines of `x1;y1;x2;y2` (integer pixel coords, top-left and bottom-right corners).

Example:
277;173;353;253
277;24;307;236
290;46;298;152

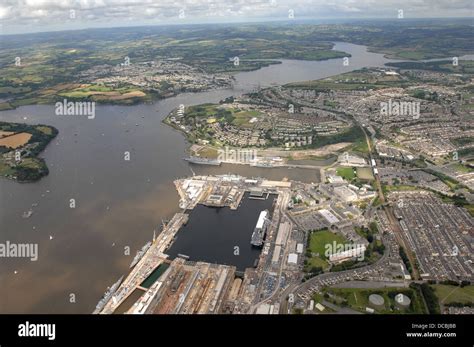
0;132;32;148
0;130;15;138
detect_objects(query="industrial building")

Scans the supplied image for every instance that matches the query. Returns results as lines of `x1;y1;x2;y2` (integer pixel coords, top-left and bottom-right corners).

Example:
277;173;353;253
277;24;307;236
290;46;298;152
333;186;358;202
318;209;340;225
287;253;298;265
328;244;366;264
338;152;367;167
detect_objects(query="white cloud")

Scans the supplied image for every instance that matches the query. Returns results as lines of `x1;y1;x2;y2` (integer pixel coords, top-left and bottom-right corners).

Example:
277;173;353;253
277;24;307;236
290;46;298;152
1;0;473;34
0;6;13;19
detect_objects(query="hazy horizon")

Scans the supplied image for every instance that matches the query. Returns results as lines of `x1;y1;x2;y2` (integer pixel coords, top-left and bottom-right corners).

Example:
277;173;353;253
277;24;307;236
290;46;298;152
1;0;472;35
1;16;473;37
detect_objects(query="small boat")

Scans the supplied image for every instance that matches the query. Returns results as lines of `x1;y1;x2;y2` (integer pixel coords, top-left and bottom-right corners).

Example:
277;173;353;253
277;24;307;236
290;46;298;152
22;210;33;218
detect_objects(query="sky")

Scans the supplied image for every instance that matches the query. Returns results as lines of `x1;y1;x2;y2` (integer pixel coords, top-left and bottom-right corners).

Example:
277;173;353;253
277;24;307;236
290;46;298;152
0;0;473;35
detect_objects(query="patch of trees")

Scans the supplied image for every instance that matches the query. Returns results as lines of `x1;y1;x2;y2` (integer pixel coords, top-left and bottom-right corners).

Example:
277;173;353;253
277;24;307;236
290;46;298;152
410;283;440;314
330;259;359;272
15;160;49;182
27;126;58;157
303;265;323;279
399;246;413;275
358;223;384;257
411;89;439;101
310;126;365;149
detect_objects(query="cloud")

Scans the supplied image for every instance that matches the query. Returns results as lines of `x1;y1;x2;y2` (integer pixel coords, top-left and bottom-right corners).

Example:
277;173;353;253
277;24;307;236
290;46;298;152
0;0;473;34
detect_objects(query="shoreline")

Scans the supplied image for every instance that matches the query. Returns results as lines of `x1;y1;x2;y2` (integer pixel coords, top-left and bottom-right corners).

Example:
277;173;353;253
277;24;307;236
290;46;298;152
0;122;58;183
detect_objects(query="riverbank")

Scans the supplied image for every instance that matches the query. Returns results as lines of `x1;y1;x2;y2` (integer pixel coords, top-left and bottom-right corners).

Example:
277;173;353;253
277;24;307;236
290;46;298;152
0;121;58;182
0;42;399;313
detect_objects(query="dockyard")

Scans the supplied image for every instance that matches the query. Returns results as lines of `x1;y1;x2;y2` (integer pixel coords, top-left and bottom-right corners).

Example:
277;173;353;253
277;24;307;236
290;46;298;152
96;174;293;314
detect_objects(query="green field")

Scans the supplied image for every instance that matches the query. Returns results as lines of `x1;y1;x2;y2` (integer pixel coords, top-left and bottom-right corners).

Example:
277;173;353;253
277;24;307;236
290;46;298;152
392;50;427;60
336;166;374;183
432;285;474;305
320;287;427;314
307;229;347;260
57;84;147;103
336;167;356;180
231;109;262;127
304;229;347;272
37;126;53;135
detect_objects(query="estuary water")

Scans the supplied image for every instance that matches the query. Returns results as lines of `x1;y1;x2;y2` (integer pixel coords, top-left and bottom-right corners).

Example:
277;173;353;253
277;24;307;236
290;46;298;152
0;42;397;313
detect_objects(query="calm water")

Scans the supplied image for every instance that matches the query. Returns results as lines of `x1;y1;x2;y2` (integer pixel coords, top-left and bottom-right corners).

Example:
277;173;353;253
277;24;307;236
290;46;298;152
167;193;277;271
0;42;396;313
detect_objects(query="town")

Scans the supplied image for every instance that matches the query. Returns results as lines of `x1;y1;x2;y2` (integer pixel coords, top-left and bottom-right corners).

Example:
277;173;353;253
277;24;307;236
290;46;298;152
96;162;473;315
95;61;474;315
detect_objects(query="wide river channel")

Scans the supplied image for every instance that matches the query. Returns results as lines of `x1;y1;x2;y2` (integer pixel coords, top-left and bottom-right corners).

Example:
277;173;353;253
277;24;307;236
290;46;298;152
0;42;403;312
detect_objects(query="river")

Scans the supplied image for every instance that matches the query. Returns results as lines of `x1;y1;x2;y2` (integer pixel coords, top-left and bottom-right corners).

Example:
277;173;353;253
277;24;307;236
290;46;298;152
0;42;398;313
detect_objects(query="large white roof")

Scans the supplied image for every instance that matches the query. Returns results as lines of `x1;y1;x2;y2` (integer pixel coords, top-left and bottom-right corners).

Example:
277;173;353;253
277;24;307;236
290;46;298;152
288;253;298;264
255;210;268;229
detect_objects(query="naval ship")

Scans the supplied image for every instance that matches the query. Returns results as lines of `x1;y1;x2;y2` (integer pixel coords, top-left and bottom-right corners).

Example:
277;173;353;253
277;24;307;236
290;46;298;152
183;156;221;166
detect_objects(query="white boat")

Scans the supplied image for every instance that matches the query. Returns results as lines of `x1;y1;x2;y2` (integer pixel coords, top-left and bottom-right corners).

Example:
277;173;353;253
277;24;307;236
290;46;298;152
22;210;33;218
